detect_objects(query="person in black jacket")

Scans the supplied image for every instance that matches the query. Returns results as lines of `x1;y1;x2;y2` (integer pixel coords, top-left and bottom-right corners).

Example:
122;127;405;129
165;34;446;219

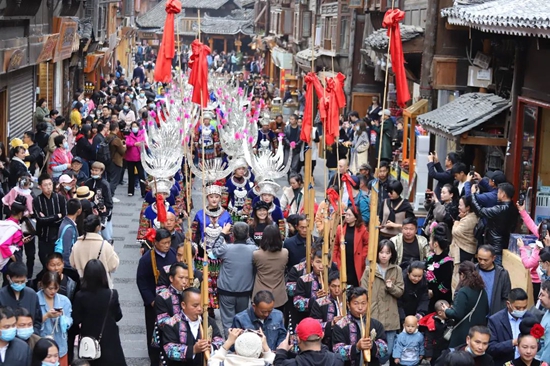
85;162;114;242
274;317;344;366
398;261;430;325
74;124;95;176
427;152;459;200
471;182;518;266
8;146;29;189
310;270;343;347
23;131;44;176
283;215;308;270
0;306;32;366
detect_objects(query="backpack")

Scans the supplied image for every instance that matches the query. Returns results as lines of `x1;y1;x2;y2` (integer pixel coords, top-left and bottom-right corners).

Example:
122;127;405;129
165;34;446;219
54;224;77;254
95;136;114;164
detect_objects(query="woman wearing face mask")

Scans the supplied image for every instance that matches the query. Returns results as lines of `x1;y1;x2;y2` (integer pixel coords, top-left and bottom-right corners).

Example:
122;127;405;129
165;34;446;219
14;307;40;350
350;120;370;174
37;271;72;366
397;261;429;326
55;174;74;201
360;239;404;360
73;124;94;176
48;135;72;182
120;101;136;127
134;90;148;110
125;121;147;197
31;338;60;366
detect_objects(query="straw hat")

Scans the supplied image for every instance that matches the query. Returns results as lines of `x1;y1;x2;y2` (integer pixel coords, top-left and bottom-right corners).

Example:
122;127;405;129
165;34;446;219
74;186;95;200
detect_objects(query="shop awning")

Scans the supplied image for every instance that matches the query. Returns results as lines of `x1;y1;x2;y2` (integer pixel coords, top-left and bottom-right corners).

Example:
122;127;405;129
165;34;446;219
271;47;293;70
417;93;511;138
441;0;550;38
83;52;104;73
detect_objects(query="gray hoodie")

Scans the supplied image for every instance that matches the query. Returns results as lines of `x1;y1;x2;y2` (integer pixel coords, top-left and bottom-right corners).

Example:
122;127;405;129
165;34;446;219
212;234;257;295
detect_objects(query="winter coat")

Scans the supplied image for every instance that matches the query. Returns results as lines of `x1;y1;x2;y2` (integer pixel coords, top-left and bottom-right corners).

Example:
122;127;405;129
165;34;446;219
274;345;344;366
253;248;289;308
427;162;453;200
475;263;511;316
125;129;146;162
333;224;369;282
444;286;489;348
360;263;404;331
390;234;430;267
107;133;126;167
372;118;394;162
471;197;518;254
398;269;429;322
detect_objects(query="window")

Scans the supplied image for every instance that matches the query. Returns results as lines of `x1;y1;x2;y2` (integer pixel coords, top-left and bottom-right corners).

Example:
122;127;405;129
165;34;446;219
270;11;281;34
322;17;337;50
282;9;293;35
339;18;350;51
302;11;312;38
293;11;300;41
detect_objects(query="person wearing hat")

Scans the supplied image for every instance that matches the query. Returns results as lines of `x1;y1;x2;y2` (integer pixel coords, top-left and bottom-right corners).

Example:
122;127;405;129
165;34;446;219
256;180;284;224
209;328;275;366
226;158;255;221
56;174;74;201
370;109;395;164
247;180;282;208
332;286;388;366
465;169;506;209
249;200;274;246
255;115;276;154
84;161;114;242
192;110;221;166
73;186;94;235
275;317;344;366
67;156;88;186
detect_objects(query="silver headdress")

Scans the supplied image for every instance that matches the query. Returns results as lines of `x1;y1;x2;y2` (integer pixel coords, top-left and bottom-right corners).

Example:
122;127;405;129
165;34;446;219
258;180;280;196
260;112;271;126
244;134;292;181
205;184;225;196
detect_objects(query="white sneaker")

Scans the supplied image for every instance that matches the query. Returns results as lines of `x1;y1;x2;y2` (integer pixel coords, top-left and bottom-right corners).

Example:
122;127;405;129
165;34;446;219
112;197;121;203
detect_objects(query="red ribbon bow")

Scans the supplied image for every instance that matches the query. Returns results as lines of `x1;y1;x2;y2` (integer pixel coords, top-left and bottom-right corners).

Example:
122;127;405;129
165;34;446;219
156;193;167;224
382;9;411;108
326;188;340;213
324;73;346;146
341;173;358;213
188;39;211;107
153;0;182;83
144;228;157;243
300;72;325;144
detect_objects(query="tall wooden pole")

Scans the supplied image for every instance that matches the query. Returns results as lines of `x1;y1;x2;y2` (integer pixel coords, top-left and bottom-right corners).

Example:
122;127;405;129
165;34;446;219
365;1;395;363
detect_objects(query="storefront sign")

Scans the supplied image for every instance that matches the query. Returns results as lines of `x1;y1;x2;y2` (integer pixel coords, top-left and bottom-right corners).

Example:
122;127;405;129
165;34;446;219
36;34;60;64
140;32;156;39
55;20;78;62
4;49;25;72
83;53;104;74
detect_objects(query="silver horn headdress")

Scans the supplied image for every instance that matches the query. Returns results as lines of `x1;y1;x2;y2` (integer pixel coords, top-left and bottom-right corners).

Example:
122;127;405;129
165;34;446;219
244;134;292;181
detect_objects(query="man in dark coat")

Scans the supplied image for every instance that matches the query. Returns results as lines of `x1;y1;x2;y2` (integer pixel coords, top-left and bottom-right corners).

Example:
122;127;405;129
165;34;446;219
435;325;494;366
0;306;32;366
487;288;533;366
283;215;308;270
427;152;458;200
160;288;223;366
476;245;512;316
310;271;343;347
471;182;519;266
371;109;394;163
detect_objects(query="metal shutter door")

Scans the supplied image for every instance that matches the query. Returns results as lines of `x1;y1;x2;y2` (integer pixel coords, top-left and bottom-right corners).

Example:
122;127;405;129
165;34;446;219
8;66;35;140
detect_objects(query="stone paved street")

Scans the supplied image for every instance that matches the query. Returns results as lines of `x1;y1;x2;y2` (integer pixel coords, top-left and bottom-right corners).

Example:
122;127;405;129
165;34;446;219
113;159;328;365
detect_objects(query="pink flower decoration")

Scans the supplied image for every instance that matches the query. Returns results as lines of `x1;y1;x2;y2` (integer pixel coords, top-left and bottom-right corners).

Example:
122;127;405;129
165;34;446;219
290;141;296;149
149;111;157;119
179;128;183;134
184;135;190;143
235;132;242;140
425;271;435;282
227;108;232;113
248;136;254;144
278;133;285;138
433;262;440;269
184;113;190;119
170;99;175;104
176;116;181;122
243;129;249;135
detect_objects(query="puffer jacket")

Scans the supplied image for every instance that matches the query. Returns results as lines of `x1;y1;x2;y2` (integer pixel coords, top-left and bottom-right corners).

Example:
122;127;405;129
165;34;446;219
360;263;404;331
125;129;146;162
471;196;518;254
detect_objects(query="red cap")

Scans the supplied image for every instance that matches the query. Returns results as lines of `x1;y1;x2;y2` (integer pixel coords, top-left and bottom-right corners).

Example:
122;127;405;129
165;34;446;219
296;317;323;341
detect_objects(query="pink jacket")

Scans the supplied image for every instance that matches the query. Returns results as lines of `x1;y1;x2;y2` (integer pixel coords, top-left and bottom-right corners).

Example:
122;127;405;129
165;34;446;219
125;130;146;162
519;209;541;283
0;218;23;259
1;187;33;216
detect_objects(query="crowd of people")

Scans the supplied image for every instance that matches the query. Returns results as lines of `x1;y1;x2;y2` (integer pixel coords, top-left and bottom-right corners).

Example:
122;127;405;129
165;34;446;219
0;48;547;366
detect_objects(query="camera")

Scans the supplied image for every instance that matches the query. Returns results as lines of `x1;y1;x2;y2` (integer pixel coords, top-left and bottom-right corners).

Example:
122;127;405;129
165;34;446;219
469;165;476;177
425;192;432;200
519;193;526;206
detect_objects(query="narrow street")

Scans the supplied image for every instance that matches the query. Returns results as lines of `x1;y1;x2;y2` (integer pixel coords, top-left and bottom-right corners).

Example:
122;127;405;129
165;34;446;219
114;159;328;365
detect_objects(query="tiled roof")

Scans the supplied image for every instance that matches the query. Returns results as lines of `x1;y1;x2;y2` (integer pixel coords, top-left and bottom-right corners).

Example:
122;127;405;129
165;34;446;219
417;93;511;137
364;25;424;50
200;9;254;35
441;0;550;38
136;0;237;29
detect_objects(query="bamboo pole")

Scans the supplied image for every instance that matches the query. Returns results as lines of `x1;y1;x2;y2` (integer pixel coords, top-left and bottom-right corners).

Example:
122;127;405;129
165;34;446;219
365;1;395;363
176;12;194;283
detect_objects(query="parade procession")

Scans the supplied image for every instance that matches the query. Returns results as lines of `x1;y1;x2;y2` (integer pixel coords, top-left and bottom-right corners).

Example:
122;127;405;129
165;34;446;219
2;0;550;365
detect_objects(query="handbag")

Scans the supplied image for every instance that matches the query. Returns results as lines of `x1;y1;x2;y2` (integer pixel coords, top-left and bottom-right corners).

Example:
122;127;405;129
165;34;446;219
443;290;483;341
283;196;296;219
78;290;113;360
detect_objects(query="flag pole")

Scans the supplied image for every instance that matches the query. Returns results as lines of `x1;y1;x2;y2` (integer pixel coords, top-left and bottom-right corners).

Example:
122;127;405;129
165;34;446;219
365;0;396;362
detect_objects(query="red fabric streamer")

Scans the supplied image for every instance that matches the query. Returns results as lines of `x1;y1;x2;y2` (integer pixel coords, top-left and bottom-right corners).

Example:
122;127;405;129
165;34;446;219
188;39;211;107
300;72;325;143
341;174;357;213
153;0;182;83
144;228;157;242
156;193;167;224
326;188;340;213
383;9;411;108
324;73;346;146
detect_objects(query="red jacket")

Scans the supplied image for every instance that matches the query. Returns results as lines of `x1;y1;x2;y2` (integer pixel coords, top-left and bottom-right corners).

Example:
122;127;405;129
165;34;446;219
333;224;369;281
